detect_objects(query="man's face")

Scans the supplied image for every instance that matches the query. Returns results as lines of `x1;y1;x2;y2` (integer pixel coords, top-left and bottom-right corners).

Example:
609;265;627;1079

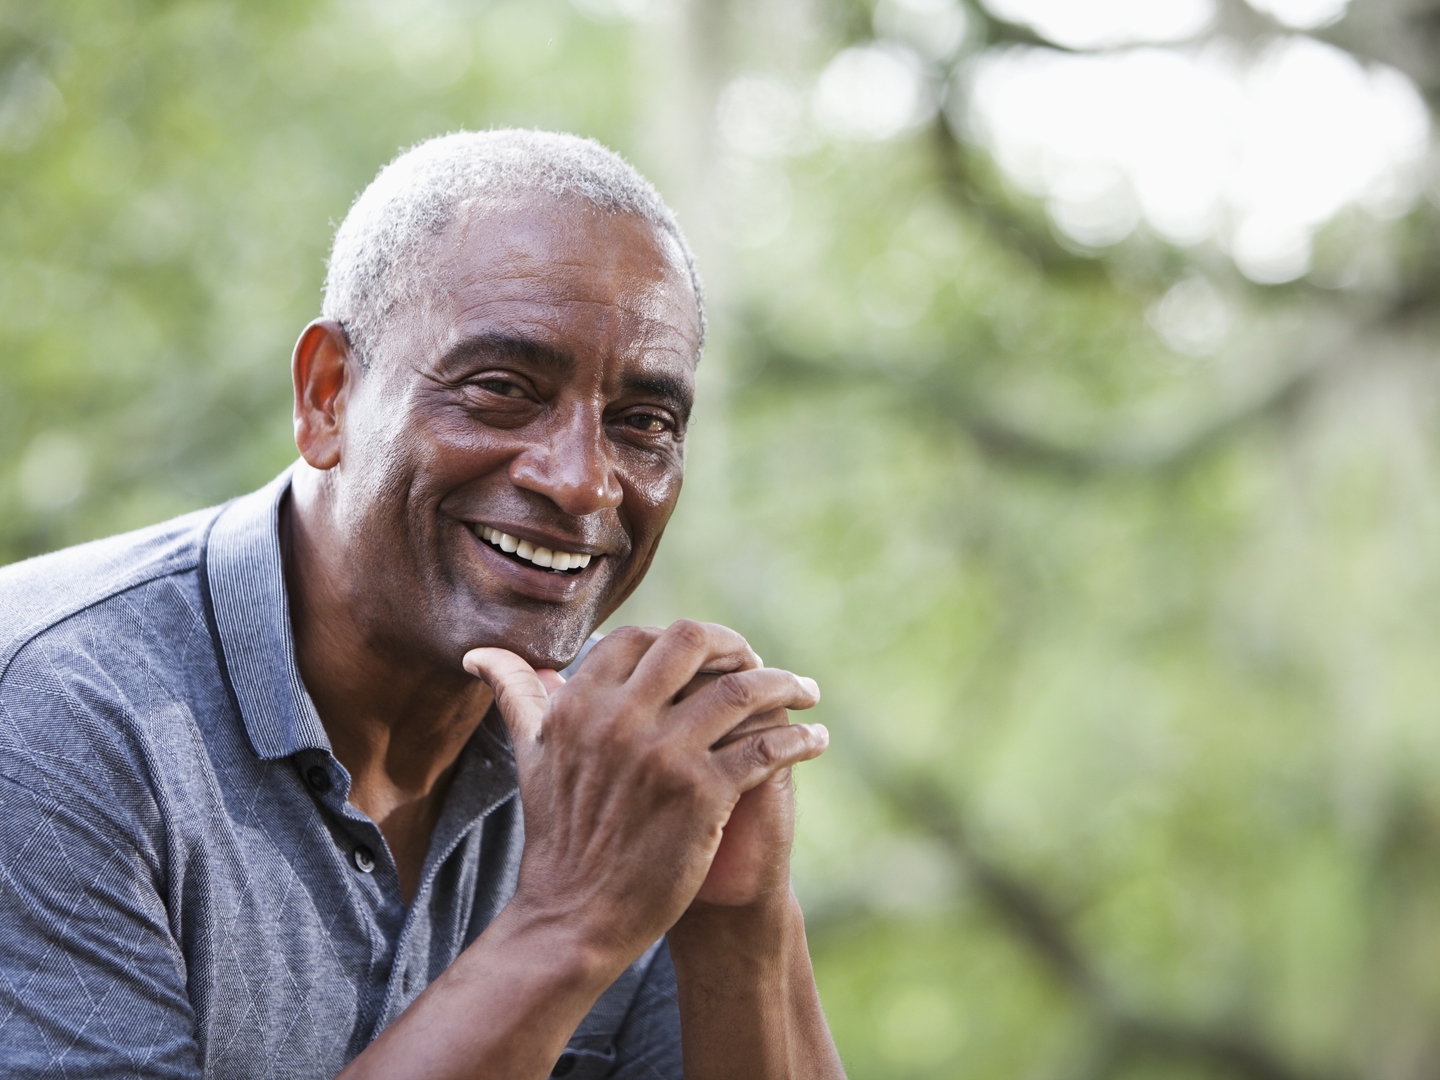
327;196;701;671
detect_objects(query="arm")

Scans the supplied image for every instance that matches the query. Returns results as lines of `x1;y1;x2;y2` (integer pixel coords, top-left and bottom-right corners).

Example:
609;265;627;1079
659;676;846;1079
669;892;844;1080
665;717;846;1080
336;898;634;1079
340;621;835;1080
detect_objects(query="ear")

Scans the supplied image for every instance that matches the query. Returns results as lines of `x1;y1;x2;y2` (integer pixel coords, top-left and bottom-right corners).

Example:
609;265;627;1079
292;320;357;471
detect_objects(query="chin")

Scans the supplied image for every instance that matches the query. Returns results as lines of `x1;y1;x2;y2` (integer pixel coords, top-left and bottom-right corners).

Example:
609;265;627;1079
457;608;597;673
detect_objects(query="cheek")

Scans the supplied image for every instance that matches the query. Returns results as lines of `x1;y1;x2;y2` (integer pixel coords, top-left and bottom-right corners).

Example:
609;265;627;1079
623;458;684;543
405;406;516;485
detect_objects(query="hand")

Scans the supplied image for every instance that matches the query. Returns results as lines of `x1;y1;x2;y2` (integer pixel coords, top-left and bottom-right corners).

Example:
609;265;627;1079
462;621;828;967
673;673;802;908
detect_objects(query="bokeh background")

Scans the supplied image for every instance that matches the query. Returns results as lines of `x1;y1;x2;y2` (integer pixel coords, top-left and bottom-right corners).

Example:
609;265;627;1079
5;0;1440;1076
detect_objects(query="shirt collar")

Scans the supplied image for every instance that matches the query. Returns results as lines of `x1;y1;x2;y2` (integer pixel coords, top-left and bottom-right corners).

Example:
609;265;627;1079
204;464;331;761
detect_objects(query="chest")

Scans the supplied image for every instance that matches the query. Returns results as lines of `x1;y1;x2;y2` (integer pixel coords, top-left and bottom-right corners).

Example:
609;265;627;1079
163;749;521;1077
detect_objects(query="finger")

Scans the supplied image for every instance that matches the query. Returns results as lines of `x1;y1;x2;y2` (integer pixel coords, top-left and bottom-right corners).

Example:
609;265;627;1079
710;707;788;750
567;625;665;684
673;669;720;705
462;648;548;750
536;668;566;694
712;722;830;793
673;668;821;748
628;620;761;702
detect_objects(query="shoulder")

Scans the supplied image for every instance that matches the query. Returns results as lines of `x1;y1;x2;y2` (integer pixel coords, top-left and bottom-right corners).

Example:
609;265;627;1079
0;507;230;816
0;505;223;680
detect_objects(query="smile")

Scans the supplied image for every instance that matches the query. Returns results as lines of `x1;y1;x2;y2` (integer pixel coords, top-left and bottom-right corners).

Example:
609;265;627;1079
472;525;593;574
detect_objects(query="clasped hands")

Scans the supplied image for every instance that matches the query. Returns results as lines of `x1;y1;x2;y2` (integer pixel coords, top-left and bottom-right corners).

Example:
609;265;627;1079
463;620;828;965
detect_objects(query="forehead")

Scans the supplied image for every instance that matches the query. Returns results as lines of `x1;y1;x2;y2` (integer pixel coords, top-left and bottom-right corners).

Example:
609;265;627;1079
418;196;701;375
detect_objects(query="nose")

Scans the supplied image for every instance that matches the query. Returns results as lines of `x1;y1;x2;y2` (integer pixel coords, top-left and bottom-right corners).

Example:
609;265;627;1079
508;402;623;517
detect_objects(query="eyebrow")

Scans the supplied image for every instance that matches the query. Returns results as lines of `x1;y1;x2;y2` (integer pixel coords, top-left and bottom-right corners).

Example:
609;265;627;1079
625;373;694;425
439;331;575;375
440;331;695;423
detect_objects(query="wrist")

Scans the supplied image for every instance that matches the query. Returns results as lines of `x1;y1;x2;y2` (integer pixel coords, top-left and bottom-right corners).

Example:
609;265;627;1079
349;891;639;1080
667;888;844;1080
482;892;637;991
667;886;805;969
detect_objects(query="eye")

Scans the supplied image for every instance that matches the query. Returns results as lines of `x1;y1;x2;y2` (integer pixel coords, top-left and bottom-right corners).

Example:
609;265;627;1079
623;412;673;434
476;378;528;398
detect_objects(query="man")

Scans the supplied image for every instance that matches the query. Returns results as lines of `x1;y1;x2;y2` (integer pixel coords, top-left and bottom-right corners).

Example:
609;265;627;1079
0;130;846;1078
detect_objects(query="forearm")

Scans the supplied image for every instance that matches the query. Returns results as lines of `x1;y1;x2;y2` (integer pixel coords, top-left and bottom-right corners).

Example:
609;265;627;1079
667;889;846;1080
336;900;627;1080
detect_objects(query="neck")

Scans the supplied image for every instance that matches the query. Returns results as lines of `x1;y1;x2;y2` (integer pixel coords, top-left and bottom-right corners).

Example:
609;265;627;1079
282;470;496;901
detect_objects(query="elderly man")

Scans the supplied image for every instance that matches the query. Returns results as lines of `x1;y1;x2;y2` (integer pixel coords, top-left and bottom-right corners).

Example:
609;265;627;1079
0;131;844;1079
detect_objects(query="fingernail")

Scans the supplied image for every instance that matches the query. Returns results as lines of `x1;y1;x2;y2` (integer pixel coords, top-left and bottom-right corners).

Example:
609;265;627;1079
799;676;820;697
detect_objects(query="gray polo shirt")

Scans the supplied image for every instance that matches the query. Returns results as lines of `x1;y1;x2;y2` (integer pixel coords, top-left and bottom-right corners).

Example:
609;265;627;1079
0;468;680;1079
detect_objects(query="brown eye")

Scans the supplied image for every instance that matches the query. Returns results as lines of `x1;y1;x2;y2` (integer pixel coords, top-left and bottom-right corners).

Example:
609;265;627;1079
625;413;670;433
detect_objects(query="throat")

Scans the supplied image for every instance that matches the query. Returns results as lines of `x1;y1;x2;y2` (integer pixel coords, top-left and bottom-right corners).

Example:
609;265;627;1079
351;771;457;905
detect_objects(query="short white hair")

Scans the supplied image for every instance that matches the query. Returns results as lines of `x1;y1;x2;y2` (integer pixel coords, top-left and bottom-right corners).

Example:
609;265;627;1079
322;129;705;366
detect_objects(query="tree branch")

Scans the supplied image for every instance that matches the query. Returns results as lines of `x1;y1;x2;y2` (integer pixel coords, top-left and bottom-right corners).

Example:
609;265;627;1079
873;772;1103;998
869;770;1351;1080
747;277;1440;481
929;115;1100;279
748;344;1331;480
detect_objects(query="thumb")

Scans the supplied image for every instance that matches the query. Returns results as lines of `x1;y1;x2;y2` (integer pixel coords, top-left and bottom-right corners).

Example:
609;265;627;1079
462;648;550;752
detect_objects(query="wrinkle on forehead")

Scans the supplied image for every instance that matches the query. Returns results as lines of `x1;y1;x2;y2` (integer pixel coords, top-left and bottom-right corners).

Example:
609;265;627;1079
449;198;698;327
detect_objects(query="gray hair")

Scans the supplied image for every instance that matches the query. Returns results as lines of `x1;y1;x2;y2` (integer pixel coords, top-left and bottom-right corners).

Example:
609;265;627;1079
322;129;705;367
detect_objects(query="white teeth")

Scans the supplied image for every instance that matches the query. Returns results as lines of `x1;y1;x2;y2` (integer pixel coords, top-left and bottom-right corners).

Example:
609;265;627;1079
474;525;592;572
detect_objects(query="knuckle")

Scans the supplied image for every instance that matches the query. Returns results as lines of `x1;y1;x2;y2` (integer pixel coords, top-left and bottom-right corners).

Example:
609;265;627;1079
667;618;710;652
714;672;756;711
747;731;780;769
496;683;538;711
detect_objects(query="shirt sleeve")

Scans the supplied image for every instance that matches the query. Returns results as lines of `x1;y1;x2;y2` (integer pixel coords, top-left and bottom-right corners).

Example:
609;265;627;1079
0;771;203;1079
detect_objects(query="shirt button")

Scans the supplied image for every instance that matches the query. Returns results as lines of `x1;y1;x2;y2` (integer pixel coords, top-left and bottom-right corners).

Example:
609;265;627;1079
551;1053;577;1078
353;845;376;873
306;765;332;793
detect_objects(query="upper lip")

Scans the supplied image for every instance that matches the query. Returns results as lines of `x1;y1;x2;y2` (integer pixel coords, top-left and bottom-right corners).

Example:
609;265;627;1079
468;520;612;557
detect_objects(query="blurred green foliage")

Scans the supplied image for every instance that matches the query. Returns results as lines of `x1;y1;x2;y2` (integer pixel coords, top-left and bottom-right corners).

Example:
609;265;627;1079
6;0;1440;1078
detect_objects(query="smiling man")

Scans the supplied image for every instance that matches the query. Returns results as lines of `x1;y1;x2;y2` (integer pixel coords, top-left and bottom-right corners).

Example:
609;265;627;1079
0;131;845;1079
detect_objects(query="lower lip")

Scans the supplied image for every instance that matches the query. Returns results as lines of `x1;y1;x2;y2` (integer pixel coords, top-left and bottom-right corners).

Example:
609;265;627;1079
465;527;601;602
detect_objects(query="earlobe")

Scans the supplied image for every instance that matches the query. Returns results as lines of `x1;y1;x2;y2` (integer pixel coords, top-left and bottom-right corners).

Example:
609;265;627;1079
292;319;355;471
